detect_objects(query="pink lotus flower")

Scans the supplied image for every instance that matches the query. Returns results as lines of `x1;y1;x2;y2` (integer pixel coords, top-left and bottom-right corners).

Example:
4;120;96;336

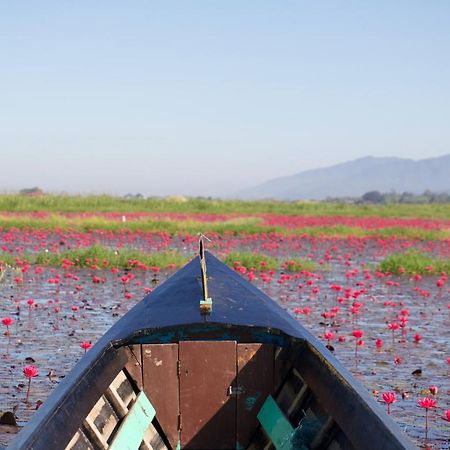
418;397;437;409
80;341;92;353
23;365;38;378
23;365;38;403
352;329;364;339
2;317;13;335
382;391;396;414
429;386;438;396
418;397;437;437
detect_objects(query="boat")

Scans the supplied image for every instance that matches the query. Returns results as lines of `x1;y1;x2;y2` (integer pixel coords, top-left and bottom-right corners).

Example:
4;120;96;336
8;244;417;450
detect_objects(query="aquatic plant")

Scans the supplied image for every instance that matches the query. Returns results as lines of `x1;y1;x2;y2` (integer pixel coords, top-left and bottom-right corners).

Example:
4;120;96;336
379;250;450;275
2;246;189;270
418;397;437;438
224;252;278;271
382;392;396;415
281;258;318;273
80;342;92;354
23;365;39;403
351;329;364;359
2;317;13;335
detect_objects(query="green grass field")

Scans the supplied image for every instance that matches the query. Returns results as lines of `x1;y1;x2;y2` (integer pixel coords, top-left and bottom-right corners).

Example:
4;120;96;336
0;194;449;218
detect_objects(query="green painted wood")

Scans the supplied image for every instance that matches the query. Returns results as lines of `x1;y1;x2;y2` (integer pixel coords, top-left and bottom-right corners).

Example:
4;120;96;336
257;395;294;450
109;391;156;450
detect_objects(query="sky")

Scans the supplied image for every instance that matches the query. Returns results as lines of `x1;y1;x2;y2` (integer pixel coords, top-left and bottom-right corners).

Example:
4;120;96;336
1;1;449;197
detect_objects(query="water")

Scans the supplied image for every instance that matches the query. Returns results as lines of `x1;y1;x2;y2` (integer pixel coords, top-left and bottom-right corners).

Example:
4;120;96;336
0;234;449;448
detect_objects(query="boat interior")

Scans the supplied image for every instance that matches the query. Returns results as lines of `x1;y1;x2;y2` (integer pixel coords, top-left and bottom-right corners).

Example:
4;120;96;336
64;341;357;450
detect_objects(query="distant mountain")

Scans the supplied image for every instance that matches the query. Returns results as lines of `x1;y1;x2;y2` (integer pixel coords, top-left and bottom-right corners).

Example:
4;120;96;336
235;155;450;200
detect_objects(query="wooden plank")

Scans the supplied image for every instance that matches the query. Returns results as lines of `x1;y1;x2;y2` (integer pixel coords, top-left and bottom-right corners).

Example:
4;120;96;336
65;429;95;450
83;415;108;450
276;368;306;418
113;371;137;410
179;341;237;450
142;344;179;450
142;422;169;450
236;344;274;449
274;347;292;393
125;345;143;390
109;392;155;450
257;395;294;450
92;397;120;441
108;370;137;415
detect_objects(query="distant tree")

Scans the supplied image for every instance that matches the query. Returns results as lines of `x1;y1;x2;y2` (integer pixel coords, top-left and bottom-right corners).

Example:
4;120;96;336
430;191;450;203
361;190;384;203
124;193;144;199
19;187;44;196
399;192;415;203
336;189;449;204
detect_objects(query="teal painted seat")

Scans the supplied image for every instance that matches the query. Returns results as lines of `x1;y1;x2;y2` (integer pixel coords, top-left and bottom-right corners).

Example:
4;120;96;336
109;391;156;450
257;395;294;450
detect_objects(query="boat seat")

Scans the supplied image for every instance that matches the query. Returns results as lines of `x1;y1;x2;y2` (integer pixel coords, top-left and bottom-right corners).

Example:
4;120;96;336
64;369;168;450
109;391;155;450
257;395;294;450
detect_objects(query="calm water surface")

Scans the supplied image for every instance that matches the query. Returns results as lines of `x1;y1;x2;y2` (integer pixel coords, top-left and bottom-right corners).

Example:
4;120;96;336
0;239;449;449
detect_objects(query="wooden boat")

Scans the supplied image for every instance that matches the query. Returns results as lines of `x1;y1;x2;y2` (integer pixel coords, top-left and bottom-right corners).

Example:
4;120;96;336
9;247;417;450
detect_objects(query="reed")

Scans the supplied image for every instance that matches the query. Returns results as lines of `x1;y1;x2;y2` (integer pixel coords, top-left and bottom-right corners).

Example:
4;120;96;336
378;250;450;275
281;258;318;272
0;247;189;269
224;252;278;271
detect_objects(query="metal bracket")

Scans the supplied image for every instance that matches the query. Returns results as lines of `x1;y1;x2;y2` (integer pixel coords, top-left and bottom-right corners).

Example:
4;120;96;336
200;297;213;314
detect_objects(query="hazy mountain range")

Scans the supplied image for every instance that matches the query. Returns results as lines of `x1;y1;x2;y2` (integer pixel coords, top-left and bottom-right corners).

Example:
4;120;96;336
235;154;450;200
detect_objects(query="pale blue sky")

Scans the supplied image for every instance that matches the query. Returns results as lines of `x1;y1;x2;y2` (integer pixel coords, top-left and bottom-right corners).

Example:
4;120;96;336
1;1;449;197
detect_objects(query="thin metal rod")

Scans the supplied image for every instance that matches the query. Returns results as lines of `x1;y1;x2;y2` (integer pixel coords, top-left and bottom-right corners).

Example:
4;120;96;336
199;234;208;300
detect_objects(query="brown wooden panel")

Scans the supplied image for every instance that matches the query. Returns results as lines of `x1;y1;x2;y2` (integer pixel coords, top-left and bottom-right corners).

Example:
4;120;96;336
179;341;237;450
142;344;179;450
236;344;274;449
274;346;293;392
124;345;143;390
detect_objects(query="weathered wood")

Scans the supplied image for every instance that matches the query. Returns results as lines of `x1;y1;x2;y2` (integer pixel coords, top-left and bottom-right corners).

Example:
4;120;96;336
296;343;416;450
179;341;237;450
64;369;169;450
276;368;306;418
142;343;179;450
274;347;293;393
110;370;137;410
142;422;169;450
257;395;294;450
236;343;274;449
109;392;155;450
64;370;136;450
10;346;128;450
124;345;143;390
310;416;335;449
83;414;109;450
65;429;95;450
